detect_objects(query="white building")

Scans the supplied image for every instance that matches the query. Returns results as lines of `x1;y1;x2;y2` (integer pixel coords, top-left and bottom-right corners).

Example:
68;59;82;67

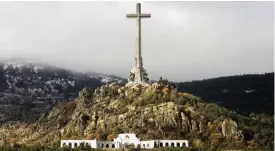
61;133;189;149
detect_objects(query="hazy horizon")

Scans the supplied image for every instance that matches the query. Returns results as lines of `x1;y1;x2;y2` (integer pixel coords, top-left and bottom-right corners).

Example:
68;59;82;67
0;1;273;82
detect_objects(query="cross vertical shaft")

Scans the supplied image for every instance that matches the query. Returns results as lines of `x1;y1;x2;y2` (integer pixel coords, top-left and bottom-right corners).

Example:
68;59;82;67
127;3;151;84
136;3;141;68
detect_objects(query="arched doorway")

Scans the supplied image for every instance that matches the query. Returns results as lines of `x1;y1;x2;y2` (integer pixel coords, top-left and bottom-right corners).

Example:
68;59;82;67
112;144;115;148
171;143;174;147
165;143;169;147
182;143;186;147
177;142;180;147
106;144;109;148
160;143;163;147
74;143;78;148
69;143;72;148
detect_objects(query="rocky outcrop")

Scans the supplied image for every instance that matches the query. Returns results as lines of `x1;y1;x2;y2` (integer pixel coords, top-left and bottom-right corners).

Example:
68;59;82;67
221;118;238;137
221;118;244;142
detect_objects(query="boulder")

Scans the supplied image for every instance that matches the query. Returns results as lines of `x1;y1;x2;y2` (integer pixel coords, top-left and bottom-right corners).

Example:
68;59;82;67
199;121;204;132
191;119;198;132
221;118;240;137
132;84;142;91
152;83;160;90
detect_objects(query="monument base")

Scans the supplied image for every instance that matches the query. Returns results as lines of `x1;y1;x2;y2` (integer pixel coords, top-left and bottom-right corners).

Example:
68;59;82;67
125;82;150;87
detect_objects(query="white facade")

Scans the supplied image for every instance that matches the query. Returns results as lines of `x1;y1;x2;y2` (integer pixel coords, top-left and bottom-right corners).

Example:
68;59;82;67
61;133;189;149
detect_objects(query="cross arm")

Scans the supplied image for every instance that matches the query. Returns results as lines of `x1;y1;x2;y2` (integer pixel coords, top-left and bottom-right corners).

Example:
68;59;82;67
126;14;138;18
140;14;151;18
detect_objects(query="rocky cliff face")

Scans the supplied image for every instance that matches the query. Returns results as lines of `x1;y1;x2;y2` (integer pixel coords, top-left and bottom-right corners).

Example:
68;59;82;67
0;83;273;150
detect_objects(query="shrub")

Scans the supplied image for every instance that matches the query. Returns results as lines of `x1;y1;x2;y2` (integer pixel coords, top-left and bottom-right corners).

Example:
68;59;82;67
70;135;78;140
9;137;16;145
118;107;128;114
201;103;228;119
174;96;187;105
162;87;169;95
86;133;95;140
107;134;115;141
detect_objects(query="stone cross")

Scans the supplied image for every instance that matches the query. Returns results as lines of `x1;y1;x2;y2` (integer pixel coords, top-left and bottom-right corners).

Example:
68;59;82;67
127;3;151;84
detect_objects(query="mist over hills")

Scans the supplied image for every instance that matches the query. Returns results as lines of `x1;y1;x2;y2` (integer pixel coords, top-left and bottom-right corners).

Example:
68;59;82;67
0;60;126;122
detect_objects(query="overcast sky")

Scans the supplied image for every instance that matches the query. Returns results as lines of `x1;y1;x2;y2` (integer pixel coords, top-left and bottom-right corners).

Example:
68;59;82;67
0;1;273;82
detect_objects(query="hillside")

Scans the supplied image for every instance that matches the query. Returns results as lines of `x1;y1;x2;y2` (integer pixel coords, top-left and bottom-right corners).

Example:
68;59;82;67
0;61;126;123
177;73;274;116
0;81;273;150
1;60;272;124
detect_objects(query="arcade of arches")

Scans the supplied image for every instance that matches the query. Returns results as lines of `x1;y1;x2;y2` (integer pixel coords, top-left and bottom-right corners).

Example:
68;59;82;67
61;133;189;149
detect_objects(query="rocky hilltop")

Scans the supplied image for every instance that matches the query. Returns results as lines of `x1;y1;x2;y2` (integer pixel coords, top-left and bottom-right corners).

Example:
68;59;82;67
0;81;273;150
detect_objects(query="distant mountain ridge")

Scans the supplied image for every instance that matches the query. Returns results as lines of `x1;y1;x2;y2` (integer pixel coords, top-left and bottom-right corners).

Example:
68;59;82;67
177;73;274;116
1;60;127;84
0;61;126;122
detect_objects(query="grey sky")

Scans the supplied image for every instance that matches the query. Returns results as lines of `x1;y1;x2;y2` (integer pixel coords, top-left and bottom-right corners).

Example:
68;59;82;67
0;1;273;82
